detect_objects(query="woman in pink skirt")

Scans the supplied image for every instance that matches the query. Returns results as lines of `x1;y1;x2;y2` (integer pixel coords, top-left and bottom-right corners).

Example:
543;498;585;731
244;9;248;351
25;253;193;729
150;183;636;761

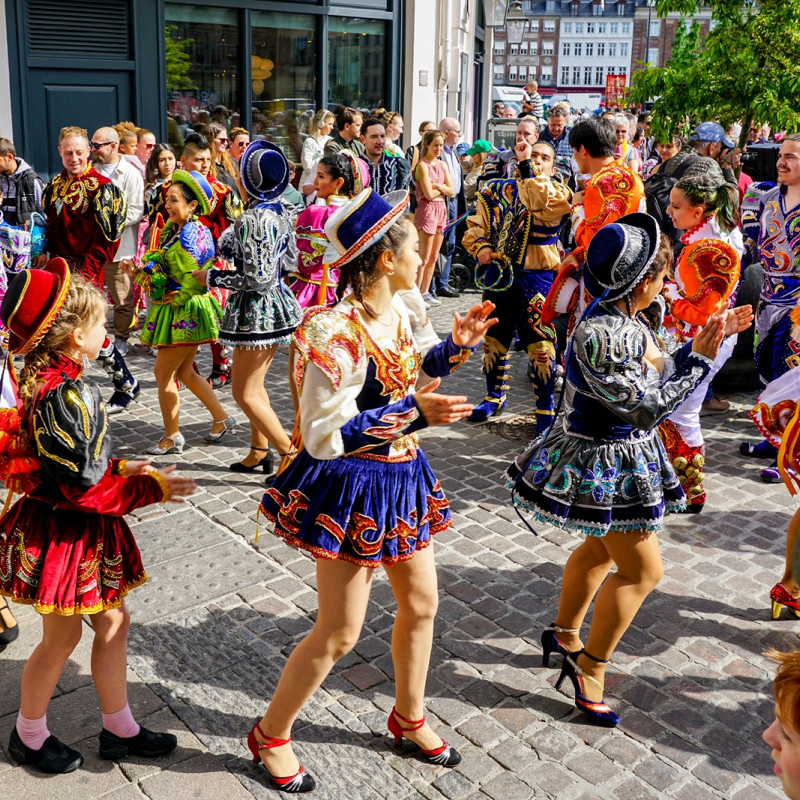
414;130;453;304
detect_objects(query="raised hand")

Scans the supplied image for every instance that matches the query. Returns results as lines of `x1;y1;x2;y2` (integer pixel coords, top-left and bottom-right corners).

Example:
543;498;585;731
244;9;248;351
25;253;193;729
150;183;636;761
122;460;153;477
692;315;725;360
721;304;754;337
452;300;498;348
414;377;474;426
156;464;197;502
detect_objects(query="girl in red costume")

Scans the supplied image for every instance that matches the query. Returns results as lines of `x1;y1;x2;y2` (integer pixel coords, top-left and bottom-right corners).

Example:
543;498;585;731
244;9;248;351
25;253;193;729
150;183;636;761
0;259;195;774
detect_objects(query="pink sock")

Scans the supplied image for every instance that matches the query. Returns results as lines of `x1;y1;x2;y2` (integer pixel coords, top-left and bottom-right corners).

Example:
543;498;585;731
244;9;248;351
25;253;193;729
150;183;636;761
16;712;50;750
102;705;140;739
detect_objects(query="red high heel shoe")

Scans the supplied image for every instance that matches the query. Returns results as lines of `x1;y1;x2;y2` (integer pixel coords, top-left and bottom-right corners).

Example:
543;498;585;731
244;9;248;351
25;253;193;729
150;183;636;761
770;583;800;620
246;721;316;793
387;707;461;766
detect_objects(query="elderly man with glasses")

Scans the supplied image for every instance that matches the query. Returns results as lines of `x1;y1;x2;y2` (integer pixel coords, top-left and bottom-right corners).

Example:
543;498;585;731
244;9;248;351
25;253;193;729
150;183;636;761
435;117;464;298
41;125;140;413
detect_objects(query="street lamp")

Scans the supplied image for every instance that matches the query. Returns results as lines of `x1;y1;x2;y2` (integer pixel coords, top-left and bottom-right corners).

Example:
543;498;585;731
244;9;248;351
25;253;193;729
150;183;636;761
482;0;510;28
505;0;527;45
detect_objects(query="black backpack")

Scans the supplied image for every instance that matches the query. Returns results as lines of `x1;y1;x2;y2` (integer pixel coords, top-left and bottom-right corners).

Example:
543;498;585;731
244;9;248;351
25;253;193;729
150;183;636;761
644;155;699;245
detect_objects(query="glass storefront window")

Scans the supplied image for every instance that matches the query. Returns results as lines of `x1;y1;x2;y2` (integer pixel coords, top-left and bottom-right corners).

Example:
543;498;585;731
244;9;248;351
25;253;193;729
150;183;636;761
328;18;387;111
164;5;239;154
251;12;316;163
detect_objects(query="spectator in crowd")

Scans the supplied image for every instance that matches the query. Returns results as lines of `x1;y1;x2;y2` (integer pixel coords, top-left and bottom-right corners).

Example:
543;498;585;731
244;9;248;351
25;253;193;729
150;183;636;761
358;118;411;196
114;123;146;179
135;128;157;167
325;107;366;158
381;111;405;157
211;105;230;127
414;129;454;305
436;117;465;298
659;122;737;186
0;138;43;228
406;120;436;175
493;101;505;117
143;143;176;222
522;80;544;122
201;122;239;195
229;127;251;166
642;134;684;180
90;126;144;359
479;117;539;184
612;114;643;174
462;139;494;207
299;109;334;189
500;106;518;119
538;102;574;182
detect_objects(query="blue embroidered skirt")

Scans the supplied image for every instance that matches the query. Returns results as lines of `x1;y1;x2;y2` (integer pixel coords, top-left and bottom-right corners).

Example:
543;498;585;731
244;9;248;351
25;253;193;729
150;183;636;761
260;449;450;567
507;424;685;537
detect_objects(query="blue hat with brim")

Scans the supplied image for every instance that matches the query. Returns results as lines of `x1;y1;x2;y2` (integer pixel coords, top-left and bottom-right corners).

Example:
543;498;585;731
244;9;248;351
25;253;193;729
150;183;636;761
585;212;660;302
241;139;290;201
323;188;409;268
171;170;213;216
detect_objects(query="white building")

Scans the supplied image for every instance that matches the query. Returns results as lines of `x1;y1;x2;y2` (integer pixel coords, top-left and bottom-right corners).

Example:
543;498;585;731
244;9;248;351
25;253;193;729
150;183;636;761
557;16;633;96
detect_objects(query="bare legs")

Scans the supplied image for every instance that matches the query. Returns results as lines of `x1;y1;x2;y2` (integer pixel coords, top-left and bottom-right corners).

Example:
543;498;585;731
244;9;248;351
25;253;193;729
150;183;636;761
20;603;132;720
780;506;800;594
231;345;292;464
254;546;441;776
417;230;444;295
553;530;664;701
152;345;228;446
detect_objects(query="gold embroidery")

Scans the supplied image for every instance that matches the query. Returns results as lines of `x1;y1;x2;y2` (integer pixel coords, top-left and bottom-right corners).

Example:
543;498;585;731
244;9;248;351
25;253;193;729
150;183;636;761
94;410;108;461
33;420;79;472
64;388;91;438
47;404;75;448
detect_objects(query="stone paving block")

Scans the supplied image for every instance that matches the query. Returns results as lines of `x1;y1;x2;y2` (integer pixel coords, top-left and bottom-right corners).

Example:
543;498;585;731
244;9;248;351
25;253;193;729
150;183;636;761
730;782;785;799
632;755;681;791
691;755;741;793
0;735;129;800
140;751;253;799
518;760;577;796
610;777;663;800
453;744;504;784
481;771;535;800
566;750;619;786
432;769;477;799
670;780;724;800
488;737;537;771
456;715;509;748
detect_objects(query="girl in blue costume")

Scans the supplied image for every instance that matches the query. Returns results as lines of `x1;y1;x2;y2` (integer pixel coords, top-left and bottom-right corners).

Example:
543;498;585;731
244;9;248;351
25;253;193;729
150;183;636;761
508;213;753;727
250;188;496;793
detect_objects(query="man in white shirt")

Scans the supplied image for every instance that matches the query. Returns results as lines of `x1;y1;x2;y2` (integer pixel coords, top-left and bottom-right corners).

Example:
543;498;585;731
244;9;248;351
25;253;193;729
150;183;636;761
436;117;464;298
90;127;144;356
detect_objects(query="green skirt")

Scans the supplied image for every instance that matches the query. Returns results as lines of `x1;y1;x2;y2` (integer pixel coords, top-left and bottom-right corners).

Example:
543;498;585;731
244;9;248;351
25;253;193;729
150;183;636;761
140;295;222;348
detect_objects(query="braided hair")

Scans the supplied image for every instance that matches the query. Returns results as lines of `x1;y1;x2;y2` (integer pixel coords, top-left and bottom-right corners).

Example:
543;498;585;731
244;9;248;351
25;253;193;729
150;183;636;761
674;175;740;234
336;214;414;319
17;275;106;413
319;154;355;198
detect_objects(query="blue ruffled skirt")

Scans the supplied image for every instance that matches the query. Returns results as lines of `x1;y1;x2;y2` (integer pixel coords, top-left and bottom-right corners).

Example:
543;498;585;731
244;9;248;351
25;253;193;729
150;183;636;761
260;449;450;567
507;423;685;537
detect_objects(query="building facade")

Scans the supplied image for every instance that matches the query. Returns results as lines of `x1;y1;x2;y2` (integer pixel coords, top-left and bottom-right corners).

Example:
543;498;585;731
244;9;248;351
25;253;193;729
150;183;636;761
1;0;489;179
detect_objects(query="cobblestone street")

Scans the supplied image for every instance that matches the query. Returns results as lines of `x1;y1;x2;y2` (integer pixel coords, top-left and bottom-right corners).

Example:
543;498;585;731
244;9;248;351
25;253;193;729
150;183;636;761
0;291;794;799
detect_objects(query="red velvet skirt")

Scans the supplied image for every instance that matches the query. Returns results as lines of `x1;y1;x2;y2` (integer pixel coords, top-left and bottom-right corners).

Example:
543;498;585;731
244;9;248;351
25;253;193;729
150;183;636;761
0;496;147;616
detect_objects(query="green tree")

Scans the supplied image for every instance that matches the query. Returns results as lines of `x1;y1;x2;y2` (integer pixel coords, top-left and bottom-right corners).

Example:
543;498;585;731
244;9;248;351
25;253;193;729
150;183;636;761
628;0;800;149
667;19;700;73
165;25;195;92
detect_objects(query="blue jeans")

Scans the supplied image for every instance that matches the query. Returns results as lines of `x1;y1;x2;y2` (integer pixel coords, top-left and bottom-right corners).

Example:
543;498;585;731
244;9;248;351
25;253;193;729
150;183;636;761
435;197;457;292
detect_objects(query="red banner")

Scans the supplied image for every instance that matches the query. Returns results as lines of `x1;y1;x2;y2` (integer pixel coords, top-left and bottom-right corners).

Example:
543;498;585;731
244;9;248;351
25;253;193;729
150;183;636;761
605;73;627;107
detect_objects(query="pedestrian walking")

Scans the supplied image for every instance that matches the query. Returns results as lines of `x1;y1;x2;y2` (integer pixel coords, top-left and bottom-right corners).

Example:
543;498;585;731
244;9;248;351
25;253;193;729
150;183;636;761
192;142;302;477
0;137;44;228
0;259;195;774
252;187;496;793
414;129;453;305
509;214;752;726
128;170;236;455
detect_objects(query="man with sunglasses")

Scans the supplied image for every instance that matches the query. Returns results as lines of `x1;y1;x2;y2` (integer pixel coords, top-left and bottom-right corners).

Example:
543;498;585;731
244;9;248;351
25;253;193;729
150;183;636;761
135;128;156;167
229;127;250;165
42;125;140;413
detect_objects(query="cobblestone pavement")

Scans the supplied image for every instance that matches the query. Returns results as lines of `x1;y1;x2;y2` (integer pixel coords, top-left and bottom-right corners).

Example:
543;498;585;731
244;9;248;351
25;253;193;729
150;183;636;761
0;290;795;799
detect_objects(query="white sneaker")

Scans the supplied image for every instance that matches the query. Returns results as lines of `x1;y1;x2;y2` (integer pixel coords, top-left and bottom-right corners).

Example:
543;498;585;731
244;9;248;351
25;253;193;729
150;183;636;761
422;292;441;307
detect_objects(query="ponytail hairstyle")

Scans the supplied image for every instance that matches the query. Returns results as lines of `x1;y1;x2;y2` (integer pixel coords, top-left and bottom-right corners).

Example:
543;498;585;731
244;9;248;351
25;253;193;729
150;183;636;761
319;154;355;197
674;176;740;234
17;275;107;413
335;214;414;319
420;130;444;159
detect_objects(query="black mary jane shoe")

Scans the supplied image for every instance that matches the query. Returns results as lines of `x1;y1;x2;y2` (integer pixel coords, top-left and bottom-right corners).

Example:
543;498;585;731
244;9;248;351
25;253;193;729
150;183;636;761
0;596;19;651
99;725;178;760
9;727;84;774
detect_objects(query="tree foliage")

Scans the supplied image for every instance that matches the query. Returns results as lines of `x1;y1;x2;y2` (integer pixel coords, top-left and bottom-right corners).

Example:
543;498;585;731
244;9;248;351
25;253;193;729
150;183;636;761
628;0;800;148
165;25;195;92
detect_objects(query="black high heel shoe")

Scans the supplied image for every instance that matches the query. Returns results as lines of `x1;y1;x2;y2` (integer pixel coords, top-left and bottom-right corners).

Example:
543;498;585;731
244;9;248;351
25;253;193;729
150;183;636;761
387;707;461;766
555;649;620;727
541;623;580;668
229;447;274;475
